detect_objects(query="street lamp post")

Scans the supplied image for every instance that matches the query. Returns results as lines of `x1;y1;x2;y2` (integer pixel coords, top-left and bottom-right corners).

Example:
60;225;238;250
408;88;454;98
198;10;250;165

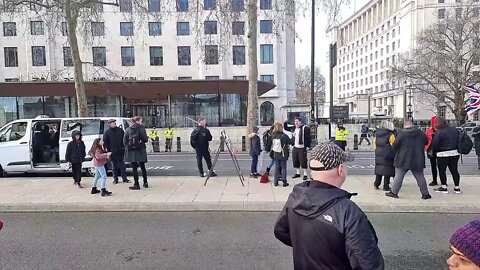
309;0;318;146
407;87;413;121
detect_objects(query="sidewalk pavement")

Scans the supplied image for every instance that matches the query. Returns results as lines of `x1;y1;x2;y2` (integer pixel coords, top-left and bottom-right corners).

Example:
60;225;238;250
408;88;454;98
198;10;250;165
0;176;478;213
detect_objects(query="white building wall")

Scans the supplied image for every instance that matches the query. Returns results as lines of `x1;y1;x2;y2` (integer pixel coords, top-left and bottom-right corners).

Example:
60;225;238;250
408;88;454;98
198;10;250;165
0;2;295;123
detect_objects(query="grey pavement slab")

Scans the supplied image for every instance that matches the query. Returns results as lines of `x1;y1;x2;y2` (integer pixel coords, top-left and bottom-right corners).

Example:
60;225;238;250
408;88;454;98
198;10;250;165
0;175;479;213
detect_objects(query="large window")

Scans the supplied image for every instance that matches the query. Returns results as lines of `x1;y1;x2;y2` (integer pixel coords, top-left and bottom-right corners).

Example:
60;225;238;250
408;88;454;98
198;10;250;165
220;94;246;126
177;22;190;35
205;45;219;65
232;0;244;11
30;21;44;35
232;21;245;35
3;22;16;36
0;122;27;142
149;22;162;36
177;0;188;11
204;0;216;10
120;22;134;36
260;44;273;64
260;101;274;126
233;45;245;65
260;20;273;33
0;97;17;127
260;0;272;10
61;22;68;36
178;46;191;65
32;46;46;66
4;47;18;67
196;94;219;126
91;22;105;36
204;21;217;34
438;8;445;19
63;47;73;66
121;46;135;66
260;74;274;83
149;46;163;66
92;47;106;66
119;0;132;12
148;0;161;12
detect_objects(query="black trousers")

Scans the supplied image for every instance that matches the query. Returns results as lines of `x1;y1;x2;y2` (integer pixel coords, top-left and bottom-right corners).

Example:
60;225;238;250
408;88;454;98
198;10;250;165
292;147;308;169
131;162;147;184
429;156;438;183
334;140;347;151
165;138;173;152
359;135;371;145
196;149;212;175
374;175;390;189
437;156;460;186
71;162;82;183
111;157;128;181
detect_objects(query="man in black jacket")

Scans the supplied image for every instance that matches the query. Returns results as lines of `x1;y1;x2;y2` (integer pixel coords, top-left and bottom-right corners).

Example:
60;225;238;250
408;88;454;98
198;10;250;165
190;117;217;177
103;119;130;184
385;121;431;199
291;117;311;180
274;143;384;270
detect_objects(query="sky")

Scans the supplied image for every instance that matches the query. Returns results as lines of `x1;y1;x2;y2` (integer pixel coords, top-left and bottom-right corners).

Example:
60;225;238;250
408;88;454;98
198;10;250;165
294;0;369;76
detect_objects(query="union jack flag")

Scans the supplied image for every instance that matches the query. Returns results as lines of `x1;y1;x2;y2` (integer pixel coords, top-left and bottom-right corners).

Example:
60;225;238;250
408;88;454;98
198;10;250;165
463;85;480;115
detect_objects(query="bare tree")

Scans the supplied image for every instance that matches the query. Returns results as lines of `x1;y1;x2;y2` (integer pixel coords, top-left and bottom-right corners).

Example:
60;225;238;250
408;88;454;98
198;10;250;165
390;5;480;122
295;65;325;104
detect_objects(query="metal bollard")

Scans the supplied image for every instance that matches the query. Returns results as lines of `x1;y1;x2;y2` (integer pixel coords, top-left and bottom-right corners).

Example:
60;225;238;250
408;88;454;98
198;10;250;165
220;136;225;152
353;134;359;150
176;137;181;152
242;136;246;152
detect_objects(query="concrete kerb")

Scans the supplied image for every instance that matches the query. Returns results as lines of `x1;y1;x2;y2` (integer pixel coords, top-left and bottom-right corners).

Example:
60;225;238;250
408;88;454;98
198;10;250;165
1;202;479;213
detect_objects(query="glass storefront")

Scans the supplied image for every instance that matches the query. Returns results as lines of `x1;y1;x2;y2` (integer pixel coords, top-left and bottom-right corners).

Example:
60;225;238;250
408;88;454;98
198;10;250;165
0;93;248;128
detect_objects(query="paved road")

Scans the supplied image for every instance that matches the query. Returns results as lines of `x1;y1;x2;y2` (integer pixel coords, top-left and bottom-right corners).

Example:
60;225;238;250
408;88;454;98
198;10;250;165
0;212;475;270
4;151;479;178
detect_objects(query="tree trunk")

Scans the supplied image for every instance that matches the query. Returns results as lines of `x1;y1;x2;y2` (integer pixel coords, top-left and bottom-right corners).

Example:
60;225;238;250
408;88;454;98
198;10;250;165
246;0;258;145
66;1;88;117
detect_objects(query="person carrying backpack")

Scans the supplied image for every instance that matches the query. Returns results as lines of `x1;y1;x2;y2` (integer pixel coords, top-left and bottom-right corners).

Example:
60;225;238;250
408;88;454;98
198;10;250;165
123;116;149;190
65;130;86;188
270;122;293;187
432;117;461;194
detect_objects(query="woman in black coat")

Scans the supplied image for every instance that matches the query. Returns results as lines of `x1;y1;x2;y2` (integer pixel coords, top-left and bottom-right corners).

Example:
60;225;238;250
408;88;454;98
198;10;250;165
248;126;262;178
374;121;395;191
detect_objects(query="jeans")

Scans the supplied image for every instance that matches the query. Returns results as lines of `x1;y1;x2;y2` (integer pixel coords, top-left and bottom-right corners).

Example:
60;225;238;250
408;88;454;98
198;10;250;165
274;160;287;184
196;149;212;175
251;155;259;174
92;165;107;189
267;159;275;169
437;156;460;186
429;156;438;183
111;157;128;181
131;162;147;184
71;162;82;183
391;167;429;196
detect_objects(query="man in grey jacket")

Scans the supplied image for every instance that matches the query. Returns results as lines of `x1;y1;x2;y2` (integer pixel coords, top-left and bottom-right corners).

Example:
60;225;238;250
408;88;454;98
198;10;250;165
274;143;384;270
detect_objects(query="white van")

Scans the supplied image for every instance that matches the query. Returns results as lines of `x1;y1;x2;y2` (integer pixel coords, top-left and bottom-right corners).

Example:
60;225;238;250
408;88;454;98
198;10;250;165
0;117;132;177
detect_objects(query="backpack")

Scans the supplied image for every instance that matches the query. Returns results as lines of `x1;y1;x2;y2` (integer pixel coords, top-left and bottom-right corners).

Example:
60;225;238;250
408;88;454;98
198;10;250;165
262;131;272;152
457;129;473;155
272;137;283;154
190;128;199;149
127;128;142;150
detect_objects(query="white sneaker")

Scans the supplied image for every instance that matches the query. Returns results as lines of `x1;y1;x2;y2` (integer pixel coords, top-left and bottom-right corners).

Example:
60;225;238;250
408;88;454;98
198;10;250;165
453;188;462;194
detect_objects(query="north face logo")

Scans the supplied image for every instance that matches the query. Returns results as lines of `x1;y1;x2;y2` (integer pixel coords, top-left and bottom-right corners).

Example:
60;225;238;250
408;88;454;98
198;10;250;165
323;214;333;223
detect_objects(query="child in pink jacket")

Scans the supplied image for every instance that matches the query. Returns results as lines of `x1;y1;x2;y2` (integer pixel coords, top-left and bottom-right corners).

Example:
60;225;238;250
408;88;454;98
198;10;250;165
88;138;112;196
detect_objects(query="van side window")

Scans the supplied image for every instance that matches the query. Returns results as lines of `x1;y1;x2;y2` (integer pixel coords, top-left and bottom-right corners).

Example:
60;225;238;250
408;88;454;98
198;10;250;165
61;120;101;138
0;122;27;142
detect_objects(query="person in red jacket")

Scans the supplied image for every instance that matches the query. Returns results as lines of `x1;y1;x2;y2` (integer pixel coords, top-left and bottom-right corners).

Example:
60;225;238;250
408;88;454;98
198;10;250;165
0;219;3;230
425;116;438;186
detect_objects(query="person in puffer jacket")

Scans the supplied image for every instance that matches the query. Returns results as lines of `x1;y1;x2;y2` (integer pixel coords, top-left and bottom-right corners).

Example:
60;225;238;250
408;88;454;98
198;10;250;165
88;138;112;197
275;143;384;270
248;126;262;178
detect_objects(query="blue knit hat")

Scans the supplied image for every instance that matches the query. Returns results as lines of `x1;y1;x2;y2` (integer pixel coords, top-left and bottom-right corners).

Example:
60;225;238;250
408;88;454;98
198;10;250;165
450;220;480;266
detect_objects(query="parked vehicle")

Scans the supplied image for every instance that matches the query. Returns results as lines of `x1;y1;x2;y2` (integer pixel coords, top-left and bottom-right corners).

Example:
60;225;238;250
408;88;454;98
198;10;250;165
0;116;131;177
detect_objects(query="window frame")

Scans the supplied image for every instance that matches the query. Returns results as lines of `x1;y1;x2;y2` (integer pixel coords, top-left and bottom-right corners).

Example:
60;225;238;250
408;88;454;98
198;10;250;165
232;21;245;35
63;47;73;67
4;47;18;67
178;46;191;66
149;46;163;66
148;0;161;12
148;22;162;36
233;45;246;65
205;45;219;65
120;22;134;36
260;20;273;34
121;46;135;66
177;0;189;11
91;22;105;36
177;22;190;36
92;47;107;66
30;21;44;35
119;0;133;12
260;44;273;64
204;21;218;34
204;0;216;10
260;0;272;10
31;46;46;66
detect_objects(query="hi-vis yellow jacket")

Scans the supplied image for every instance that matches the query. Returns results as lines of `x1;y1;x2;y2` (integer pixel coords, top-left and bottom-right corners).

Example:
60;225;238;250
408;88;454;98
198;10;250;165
335;128;349;141
148;130;159;140
164;128;174;139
